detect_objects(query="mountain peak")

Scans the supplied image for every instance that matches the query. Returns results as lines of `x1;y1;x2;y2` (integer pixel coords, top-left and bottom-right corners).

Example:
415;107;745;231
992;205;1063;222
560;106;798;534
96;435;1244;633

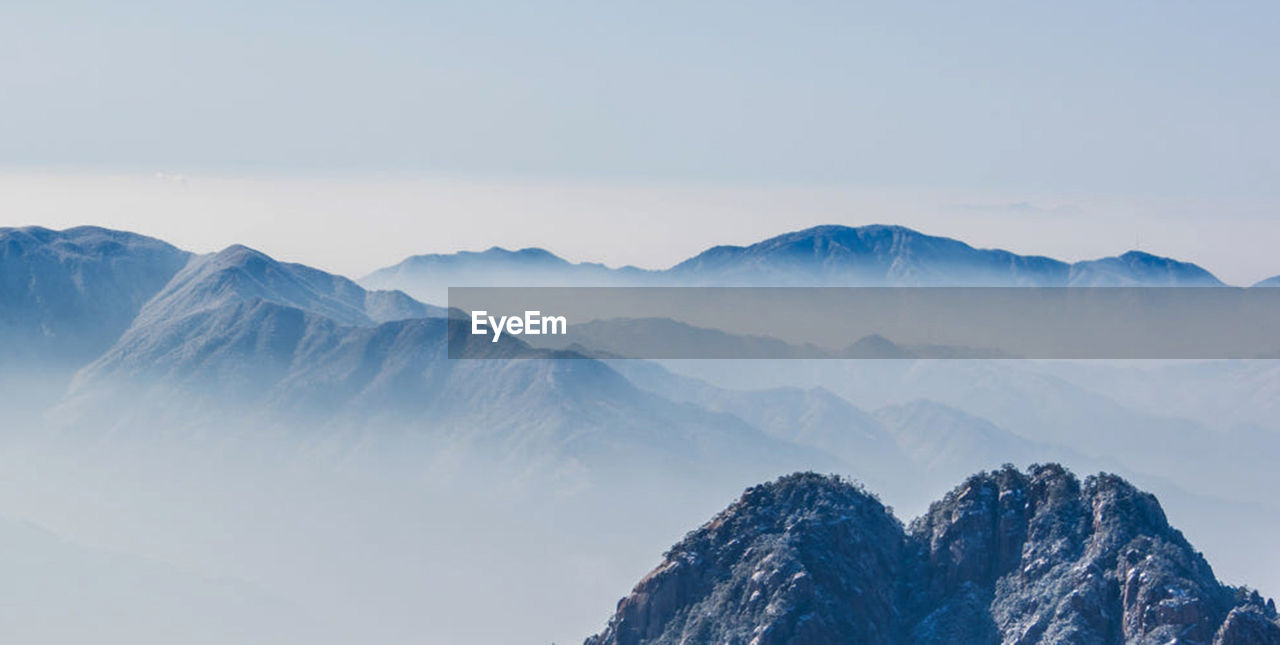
668;223;1069;286
214;242;267;258
481;245;563;260
587;465;1280;645
588;471;903;645
361;243;648;303
1070;250;1223;286
1;225;186;258
131;243;430;330
204;243;278;275
767;223;924;242
0;226;191;363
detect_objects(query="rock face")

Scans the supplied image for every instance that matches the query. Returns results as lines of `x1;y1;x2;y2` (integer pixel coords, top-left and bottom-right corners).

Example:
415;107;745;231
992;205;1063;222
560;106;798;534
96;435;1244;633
587;465;1279;645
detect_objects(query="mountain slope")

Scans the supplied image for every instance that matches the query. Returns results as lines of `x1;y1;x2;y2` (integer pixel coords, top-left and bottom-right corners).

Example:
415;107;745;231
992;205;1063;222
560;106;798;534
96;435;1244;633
609;359;912;493
587;465;1280;645
72;243;437;387
1255;275;1280;287
0;226;191;364
63;309;838;488
135;244;433;330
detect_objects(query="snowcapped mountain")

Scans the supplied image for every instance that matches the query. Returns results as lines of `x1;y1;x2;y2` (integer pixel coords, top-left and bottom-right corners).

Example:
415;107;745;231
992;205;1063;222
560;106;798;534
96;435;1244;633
362;224;1231;301
1256;275;1280;287
586;466;1280;645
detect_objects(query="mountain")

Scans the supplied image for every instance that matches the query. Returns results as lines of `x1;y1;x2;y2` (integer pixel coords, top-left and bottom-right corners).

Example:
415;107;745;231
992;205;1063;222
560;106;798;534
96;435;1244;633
1255;275;1280;287
364;225;1231;299
362;246;651;303
67;243;438;404
63;313;839;487
669;225;1225;286
55;244;835;486
1067;250;1223;286
586;465;1280;645
0;226;191;365
677;359;1227;495
134;244;434;330
668;224;1071;286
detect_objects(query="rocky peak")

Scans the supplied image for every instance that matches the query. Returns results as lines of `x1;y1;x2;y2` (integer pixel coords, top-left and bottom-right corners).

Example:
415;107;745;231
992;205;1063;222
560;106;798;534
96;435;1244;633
586;473;905;645
587;465;1279;644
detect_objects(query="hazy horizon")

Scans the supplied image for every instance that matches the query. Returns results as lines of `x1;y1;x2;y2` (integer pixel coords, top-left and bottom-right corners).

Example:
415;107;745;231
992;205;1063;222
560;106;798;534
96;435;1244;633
6;2;1278;284
3;170;1278;286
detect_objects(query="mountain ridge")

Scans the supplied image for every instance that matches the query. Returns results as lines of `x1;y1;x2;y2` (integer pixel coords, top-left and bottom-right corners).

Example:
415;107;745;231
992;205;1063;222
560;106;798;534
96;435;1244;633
363;224;1230;302
586;465;1280;645
0;225;192;365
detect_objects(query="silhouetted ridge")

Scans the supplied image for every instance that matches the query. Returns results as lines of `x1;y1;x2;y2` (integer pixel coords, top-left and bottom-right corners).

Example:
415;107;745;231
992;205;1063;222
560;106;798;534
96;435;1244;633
588;465;1280;645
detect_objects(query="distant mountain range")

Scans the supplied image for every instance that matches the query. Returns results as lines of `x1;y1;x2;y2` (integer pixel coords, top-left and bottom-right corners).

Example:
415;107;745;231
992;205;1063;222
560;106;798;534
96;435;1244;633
363;224;1228;303
3;222;1272;484
586;465;1280;645
4;222;1280;643
0;226;828;489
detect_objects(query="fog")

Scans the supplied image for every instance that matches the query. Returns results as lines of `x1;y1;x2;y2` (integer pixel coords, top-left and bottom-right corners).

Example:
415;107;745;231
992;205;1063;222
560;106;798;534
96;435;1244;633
2;354;1276;644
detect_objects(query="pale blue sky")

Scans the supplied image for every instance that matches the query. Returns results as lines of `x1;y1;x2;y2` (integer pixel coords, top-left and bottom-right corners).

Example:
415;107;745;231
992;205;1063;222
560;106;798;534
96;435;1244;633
4;1;1278;194
1;2;1278;281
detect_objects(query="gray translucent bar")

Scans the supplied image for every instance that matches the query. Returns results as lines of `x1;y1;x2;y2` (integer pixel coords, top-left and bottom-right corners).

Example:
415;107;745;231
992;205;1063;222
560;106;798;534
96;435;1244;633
446;287;1280;359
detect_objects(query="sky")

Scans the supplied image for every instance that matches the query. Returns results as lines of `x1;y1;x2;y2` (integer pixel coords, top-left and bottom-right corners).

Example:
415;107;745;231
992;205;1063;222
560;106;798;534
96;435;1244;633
1;1;1278;282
